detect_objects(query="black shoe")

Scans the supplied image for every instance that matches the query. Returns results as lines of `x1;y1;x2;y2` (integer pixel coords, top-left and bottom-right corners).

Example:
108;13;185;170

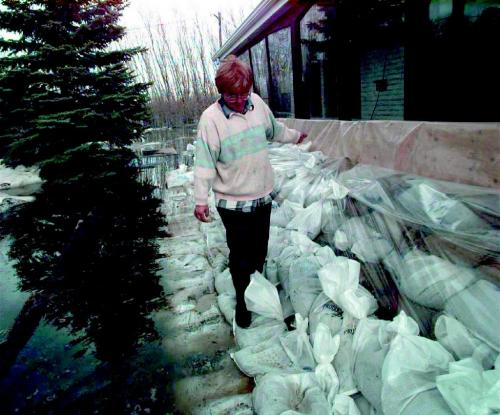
235;303;251;328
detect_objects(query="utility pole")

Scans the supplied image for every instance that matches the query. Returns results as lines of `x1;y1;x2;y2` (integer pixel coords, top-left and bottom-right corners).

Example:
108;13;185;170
212;11;222;48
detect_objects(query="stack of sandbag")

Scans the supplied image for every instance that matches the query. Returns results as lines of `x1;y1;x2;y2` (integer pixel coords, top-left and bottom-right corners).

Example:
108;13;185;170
209;142;500;414
233;251;379;413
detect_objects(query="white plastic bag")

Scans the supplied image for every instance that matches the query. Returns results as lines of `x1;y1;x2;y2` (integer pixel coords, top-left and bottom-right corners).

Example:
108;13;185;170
320;200;344;243
264;258;279;285
313;323;340;407
436;358;500;415
333;217;378;251
398;250;477;309
314;245;337;267
288;257;323;317
286;201;323;240
353;312;422;414
253;372;331;415
232;336;295;378
352;394;377;415
333;394;362;415
244;272;284;321
290;231;321;255
215;268;235;296
217;292;235;325
333;314;359;395
435;314;497;369
308;293;343;342
445;279;500;351
280;314;316;371
397;181;490;232
234;316;287;349
318;257;377;320
277;245;301;294
381;313;454;415
267;226;293;260
351;237;393;264
271;200;304;228
351;318;390;413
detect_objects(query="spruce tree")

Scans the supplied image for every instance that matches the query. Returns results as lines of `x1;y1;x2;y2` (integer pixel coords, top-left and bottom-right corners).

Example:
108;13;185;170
0;0;167;388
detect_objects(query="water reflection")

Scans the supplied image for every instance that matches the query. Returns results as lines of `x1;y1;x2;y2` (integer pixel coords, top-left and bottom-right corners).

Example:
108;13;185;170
0;135;194;414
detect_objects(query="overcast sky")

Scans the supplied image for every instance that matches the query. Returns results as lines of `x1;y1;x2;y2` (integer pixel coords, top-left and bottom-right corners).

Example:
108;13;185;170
120;0;261;37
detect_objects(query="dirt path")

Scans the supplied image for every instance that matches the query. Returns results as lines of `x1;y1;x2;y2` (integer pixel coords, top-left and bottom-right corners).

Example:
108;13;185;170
156;208;253;414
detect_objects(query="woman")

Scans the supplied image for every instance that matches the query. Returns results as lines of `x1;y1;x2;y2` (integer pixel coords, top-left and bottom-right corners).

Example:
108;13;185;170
193;55;306;327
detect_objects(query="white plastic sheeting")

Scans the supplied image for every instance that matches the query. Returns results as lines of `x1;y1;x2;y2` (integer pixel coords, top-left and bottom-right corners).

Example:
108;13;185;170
162;137;499;414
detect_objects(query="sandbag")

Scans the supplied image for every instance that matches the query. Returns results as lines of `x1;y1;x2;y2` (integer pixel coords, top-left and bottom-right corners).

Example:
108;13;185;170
232;336;294;378
436;358;500;415
352;394;377;415
333;314;359;395
333;217;378;252
381;314;454;415
288;257;323;317
253;372;331;415
397;250;478;309
318;257;377;320
280;314;316;371
244;272;284;321
397;181;490;232
445;279;500;351
312;322;340;407
215;268;235;296
277;245;301;294
308;293;343;342
286;201;323;240
435;314;497;369
352;318;390;413
333;394;362;415
264;258;279;285
217;292;235;325
351;236;393;264
319;200;345;244
271;200;304;228
234;316;287;349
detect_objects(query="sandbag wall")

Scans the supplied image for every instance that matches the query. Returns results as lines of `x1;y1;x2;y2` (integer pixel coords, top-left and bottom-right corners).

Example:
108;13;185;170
167;141;500;415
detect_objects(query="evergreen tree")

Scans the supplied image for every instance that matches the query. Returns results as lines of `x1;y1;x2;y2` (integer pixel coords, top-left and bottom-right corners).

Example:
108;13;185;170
0;0;167;395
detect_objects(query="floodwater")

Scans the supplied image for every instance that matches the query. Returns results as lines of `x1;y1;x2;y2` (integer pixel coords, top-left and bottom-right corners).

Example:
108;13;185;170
0;127;196;414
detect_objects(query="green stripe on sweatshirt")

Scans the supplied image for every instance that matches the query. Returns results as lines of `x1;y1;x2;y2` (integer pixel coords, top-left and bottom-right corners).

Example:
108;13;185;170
194;138;218;169
219;125;268;163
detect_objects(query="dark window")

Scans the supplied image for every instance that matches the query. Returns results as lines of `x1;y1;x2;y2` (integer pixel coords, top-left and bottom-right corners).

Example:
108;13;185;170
268;28;294;118
250;40;270;105
300;4;338;118
415;0;500;121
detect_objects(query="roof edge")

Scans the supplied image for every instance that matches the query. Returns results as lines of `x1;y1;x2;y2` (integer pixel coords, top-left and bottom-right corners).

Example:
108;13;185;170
212;0;290;61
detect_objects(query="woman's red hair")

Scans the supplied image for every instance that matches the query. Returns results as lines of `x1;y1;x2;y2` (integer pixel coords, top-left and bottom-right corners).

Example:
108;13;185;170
215;55;253;94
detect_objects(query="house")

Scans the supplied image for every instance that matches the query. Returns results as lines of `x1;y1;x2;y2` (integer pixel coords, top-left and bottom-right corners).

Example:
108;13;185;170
214;0;499;122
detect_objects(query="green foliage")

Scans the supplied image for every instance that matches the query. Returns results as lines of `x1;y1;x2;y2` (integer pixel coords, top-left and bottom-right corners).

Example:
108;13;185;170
0;0;167;365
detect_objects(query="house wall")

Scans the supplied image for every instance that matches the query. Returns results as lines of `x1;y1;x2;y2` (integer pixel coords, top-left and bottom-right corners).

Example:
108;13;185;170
360;46;405;120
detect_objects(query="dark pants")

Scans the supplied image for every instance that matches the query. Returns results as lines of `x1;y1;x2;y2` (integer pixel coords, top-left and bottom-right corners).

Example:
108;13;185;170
217;204;272;307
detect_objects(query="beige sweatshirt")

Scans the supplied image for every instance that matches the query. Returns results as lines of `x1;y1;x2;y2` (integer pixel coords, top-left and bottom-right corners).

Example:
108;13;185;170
194;93;300;205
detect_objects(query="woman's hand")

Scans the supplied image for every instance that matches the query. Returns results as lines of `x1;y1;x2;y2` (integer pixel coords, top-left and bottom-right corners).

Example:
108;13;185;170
194;204;210;222
297;132;308;144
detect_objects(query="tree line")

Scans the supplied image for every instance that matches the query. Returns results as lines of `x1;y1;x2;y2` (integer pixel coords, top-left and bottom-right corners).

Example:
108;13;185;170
119;8;250;127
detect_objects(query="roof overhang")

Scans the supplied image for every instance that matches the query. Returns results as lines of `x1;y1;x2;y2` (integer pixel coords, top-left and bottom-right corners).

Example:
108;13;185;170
212;0;292;61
